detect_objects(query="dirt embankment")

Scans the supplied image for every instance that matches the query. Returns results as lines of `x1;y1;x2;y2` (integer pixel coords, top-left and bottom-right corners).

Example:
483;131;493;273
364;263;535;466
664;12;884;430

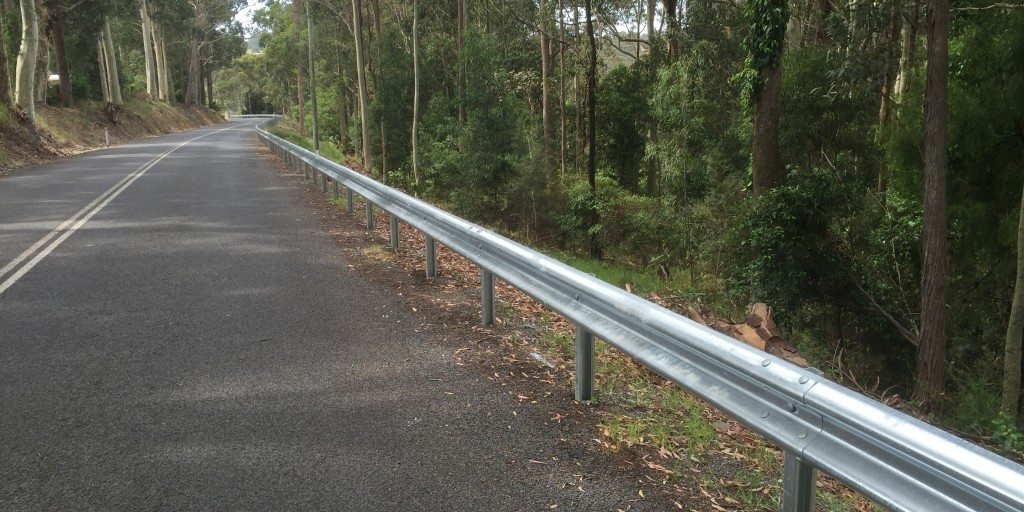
0;100;223;176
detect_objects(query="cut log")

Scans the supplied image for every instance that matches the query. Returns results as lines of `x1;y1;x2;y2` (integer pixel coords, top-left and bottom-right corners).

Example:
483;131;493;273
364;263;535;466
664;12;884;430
683;302;808;367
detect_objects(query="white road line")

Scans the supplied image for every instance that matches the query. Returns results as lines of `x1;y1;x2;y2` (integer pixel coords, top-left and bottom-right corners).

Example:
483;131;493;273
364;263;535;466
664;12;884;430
0;121;253;297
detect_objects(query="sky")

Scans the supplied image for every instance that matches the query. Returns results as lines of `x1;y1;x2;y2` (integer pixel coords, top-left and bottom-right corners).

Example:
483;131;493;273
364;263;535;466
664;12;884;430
234;0;266;37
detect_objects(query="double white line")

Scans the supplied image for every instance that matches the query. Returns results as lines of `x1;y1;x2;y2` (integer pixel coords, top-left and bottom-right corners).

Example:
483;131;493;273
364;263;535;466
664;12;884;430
0;122;250;297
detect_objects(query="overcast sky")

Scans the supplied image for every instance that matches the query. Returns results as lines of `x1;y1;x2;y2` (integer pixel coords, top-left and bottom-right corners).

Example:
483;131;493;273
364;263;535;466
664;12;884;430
234;0;266;37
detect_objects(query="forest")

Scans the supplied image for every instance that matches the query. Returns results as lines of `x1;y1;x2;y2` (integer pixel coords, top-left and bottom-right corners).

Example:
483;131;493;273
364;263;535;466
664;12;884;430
3;0;1023;450
228;0;1024;444
0;0;245;121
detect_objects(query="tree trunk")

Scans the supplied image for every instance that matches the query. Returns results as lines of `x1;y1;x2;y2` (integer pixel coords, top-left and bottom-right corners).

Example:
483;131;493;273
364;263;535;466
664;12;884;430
140;0;156;99
205;62;214;109
351;0;372;174
154;23;169;100
338;64;349;152
662;0;678;61
294;0;306;136
539;0;554;186
457;0;467;125
183;38;199;107
573;4;584;176
893;0;921;101
878;3;901;127
914;0;950;404
411;0;420;194
15;0;38;121
102;16;122;106
558;0;567;177
1003;184;1024;420
0;0;12;108
49;1;70;106
810;0;831;43
585;0;601;259
646;0;660;196
752;63;784;194
97;38;109;103
34;1;48;104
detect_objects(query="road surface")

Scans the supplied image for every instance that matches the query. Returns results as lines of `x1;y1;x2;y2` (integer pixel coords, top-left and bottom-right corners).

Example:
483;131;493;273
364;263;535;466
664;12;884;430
0;120;657;510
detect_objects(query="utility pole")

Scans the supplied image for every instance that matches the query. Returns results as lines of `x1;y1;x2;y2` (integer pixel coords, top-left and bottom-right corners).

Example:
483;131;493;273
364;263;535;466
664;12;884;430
306;0;320;153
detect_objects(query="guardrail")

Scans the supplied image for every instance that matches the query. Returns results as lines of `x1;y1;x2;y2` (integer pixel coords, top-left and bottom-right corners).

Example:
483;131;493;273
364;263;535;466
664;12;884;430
254;117;1024;512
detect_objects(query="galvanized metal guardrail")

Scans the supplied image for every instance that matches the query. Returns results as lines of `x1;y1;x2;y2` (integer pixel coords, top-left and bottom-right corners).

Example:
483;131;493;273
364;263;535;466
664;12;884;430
253;116;1024;512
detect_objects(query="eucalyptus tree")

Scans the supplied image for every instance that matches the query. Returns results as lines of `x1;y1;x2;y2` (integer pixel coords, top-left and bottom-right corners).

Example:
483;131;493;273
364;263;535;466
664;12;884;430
14;0;37;120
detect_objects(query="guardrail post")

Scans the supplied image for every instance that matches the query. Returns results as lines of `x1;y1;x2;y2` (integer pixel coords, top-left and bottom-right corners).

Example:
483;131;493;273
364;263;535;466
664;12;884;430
332;180;339;200
575;325;594;401
481;269;494;326
389;214;399;250
366;201;375;229
304;161;310;180
320;172;328;193
346;189;354;214
425;236;436;278
782;452;817;512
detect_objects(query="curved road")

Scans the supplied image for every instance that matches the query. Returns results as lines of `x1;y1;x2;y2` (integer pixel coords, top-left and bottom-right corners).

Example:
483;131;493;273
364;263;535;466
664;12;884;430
0;120;655;510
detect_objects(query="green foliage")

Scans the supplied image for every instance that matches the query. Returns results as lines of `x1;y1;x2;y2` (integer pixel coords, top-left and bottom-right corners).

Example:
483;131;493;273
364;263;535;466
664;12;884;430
597;62;652;192
728;168;857;318
740;0;789;101
993;412;1024;453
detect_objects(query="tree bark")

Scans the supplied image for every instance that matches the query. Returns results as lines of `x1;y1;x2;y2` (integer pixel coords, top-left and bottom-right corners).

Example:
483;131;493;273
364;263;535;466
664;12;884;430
1002;185;1024;419
914;0;950;404
140;0;157;99
48;0;70;106
585;0;601;259
34;1;48;104
198;59;206;106
102;16;122;106
573;4;584;176
662;0;679;61
878;3;901;127
894;0;921;101
15;0;38;121
0;0;12;108
154;23;170;100
183;38;199;107
539;0;554;186
810;0;830;43
294;0;306;136
646;0;660;196
558;0;567;177
97;38;109;103
752;63;784;194
205;62;214;109
338;64;349;152
457;0;467;125
411;0;420;193
351;0;372;174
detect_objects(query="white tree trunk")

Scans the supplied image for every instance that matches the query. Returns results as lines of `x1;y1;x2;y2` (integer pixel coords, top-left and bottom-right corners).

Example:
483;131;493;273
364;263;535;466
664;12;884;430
153;23;169;101
97;38;110;103
140;0;157;98
102;17;122;105
14;0;38;121
1003;185;1024;419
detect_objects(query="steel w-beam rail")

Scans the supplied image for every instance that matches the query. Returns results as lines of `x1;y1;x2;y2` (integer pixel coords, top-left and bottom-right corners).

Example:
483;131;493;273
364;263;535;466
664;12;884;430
255;119;1024;512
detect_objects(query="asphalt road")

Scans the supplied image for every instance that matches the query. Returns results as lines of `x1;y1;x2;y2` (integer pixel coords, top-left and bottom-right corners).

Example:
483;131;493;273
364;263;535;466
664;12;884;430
0;120;656;511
